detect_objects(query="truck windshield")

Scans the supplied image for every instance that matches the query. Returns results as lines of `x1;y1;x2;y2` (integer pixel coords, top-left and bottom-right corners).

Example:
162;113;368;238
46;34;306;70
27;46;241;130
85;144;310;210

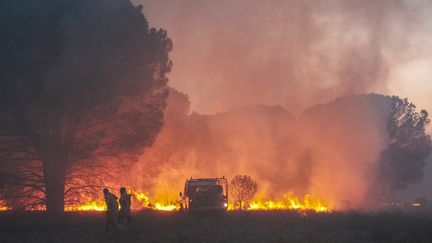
188;185;223;196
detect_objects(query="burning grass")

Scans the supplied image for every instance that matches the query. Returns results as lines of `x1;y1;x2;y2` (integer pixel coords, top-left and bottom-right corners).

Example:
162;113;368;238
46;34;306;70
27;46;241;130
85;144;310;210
1;189;330;213
247;194;330;212
63;191;330;213
65;199;106;212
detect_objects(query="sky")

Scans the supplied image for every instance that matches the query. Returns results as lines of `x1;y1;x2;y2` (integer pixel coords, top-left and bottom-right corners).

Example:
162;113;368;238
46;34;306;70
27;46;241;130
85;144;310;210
136;0;432;118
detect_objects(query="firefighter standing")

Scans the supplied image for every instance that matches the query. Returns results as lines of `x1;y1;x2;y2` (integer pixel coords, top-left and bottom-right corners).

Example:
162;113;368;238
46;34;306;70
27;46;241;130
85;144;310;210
118;187;132;226
103;188;119;233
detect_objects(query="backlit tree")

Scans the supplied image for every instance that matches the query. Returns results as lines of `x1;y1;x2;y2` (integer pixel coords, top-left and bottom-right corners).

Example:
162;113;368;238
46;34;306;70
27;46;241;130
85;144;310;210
230;175;258;210
0;0;172;215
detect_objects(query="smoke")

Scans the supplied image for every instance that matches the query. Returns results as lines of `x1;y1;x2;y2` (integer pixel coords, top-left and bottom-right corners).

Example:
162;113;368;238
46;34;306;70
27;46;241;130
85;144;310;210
122;0;432;209
128;90;429;209
135;0;432;115
299;95;393;208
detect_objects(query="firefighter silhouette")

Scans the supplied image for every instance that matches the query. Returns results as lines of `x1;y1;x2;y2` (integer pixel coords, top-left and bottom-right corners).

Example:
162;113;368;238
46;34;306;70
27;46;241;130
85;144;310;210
103;188;119;233
117;187;132;226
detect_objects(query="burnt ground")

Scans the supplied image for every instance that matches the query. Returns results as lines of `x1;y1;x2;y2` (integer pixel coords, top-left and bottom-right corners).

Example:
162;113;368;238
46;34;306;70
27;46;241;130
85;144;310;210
1;210;432;243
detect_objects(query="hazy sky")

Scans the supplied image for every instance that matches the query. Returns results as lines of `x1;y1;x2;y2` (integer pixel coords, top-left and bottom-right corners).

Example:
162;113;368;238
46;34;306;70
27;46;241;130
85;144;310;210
137;0;432;116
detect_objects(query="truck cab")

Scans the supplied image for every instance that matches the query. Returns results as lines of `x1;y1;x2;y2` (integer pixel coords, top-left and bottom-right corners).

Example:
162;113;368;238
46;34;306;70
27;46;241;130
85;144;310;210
180;177;228;213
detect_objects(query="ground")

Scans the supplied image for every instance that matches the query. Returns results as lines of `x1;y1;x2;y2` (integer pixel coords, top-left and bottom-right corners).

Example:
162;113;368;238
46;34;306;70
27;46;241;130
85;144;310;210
1;210;432;243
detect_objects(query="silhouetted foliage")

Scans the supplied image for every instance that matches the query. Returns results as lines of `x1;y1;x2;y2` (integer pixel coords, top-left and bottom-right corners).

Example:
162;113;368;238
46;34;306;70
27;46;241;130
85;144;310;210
0;0;172;214
379;97;431;190
230;175;258;210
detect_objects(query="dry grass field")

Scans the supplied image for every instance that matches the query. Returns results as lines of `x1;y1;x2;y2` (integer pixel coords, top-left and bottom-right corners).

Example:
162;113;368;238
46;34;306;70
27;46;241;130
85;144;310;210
1;210;432;243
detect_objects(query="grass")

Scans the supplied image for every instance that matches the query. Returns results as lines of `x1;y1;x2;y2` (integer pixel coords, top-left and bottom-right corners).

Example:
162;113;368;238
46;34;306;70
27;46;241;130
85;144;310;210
1;210;432;243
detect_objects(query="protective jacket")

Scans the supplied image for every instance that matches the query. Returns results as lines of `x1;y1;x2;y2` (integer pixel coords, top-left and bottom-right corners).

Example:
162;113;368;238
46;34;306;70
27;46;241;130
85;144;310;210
105;192;119;214
119;192;131;215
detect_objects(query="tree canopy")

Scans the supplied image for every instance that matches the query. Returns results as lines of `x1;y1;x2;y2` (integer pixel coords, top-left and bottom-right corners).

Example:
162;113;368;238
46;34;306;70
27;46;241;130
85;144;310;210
380;97;431;189
0;0;172;214
230;175;258;210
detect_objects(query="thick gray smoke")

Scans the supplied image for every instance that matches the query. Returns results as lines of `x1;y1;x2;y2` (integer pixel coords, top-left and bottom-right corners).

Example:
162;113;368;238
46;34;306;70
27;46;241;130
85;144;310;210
136;0;432;115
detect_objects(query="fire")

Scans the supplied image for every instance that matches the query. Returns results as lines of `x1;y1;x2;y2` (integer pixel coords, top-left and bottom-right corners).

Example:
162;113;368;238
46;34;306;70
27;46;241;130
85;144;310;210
132;191;179;211
0;201;8;211
0;191;180;212
65;190;180;212
154;203;178;211
2;190;327;213
247;194;330;212
65;199;106;211
132;191;151;207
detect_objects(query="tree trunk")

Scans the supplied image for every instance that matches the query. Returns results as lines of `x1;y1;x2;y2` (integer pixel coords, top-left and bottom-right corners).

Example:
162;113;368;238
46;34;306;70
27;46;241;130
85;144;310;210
43;153;67;216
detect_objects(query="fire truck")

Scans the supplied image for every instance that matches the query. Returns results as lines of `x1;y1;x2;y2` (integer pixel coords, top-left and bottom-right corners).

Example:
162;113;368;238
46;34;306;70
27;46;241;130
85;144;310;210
180;177;228;213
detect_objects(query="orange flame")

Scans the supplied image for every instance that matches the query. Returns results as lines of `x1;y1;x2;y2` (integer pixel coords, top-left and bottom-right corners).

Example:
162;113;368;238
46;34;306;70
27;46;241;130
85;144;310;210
132;191;180;211
64;190;179;212
232;194;330;212
64;192;330;212
65;199;106;211
0;201;7;211
1;191;329;213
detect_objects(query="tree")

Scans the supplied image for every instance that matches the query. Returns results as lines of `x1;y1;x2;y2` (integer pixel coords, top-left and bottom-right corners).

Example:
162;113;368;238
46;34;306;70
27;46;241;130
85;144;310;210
379;97;431;190
0;0;172;215
230;175;257;210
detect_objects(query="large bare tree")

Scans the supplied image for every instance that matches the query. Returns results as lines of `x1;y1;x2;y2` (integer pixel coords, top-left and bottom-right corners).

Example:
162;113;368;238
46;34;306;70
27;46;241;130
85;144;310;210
0;0;172;215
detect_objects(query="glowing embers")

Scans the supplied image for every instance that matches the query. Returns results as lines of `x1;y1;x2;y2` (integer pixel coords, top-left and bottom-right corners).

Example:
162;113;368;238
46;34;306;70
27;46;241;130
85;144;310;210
247;194;330;213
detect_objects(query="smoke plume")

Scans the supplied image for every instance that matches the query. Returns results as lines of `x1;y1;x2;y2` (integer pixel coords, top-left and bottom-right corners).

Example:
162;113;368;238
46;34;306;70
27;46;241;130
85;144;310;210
125;0;432;209
137;0;432;115
129;90;429;209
